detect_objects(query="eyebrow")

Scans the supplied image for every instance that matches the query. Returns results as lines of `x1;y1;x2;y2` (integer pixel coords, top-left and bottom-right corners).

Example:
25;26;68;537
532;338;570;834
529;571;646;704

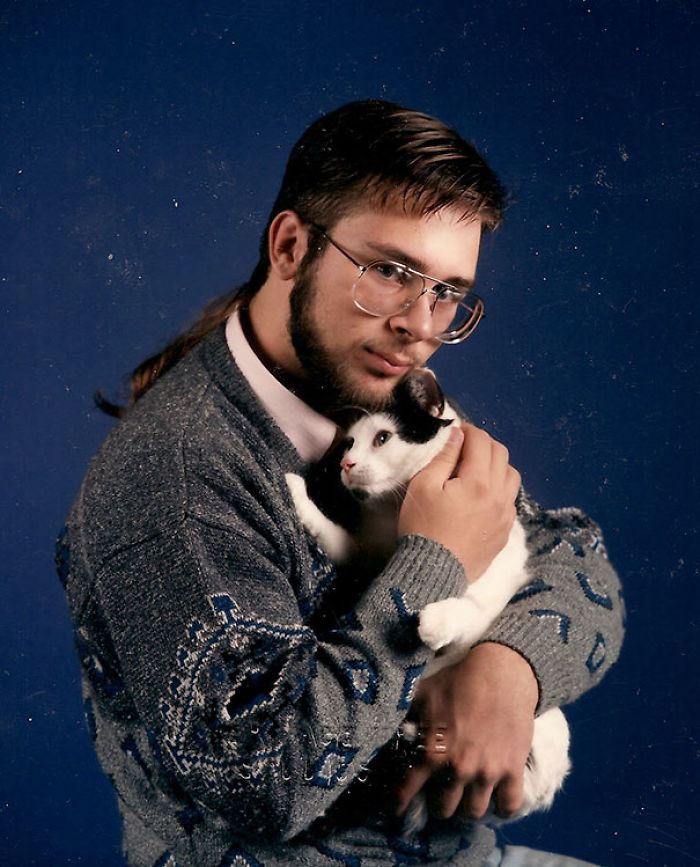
363;240;476;291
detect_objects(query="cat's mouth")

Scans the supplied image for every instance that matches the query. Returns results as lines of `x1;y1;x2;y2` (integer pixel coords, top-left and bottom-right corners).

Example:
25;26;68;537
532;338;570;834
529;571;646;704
342;473;375;501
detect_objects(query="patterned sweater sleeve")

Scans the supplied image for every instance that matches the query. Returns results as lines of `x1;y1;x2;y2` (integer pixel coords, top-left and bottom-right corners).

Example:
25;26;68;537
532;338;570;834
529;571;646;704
479;488;625;712
66;416;466;845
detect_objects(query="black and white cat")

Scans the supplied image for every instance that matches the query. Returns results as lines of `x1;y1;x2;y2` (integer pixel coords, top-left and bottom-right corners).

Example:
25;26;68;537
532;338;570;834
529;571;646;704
285;370;570;828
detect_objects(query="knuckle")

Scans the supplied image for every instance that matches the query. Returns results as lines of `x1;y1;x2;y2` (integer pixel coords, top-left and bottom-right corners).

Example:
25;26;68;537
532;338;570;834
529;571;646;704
472;479;490;500
494;440;509;462
476;762;501;786
470;426;490;447
451;753;479;781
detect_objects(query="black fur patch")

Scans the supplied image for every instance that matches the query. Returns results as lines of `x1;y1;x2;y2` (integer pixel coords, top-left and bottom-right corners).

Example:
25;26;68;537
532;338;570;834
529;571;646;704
304;439;364;531
388;375;451;444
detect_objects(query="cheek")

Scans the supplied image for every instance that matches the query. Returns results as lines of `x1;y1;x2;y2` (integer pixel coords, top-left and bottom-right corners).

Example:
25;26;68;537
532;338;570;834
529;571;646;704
378;445;408;477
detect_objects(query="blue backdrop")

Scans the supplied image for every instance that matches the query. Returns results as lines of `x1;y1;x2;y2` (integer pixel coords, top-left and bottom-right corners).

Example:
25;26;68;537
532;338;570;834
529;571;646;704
2;1;697;864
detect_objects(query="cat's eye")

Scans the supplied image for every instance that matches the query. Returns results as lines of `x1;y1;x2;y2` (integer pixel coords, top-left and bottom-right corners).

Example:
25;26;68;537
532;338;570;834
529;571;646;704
373;431;392;447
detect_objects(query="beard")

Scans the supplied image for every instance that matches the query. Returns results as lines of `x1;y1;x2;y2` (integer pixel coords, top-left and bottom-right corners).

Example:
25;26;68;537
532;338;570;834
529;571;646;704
288;258;394;415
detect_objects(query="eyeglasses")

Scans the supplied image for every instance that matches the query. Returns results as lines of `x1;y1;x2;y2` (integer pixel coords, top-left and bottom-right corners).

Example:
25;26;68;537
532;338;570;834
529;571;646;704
312;224;484;344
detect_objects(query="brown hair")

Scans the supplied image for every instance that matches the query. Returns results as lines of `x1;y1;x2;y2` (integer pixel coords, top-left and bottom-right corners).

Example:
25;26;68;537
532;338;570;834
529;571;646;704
99;99;505;417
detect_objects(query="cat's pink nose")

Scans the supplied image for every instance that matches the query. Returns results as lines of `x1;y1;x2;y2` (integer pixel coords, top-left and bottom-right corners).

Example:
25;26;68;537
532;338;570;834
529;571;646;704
341;458;355;474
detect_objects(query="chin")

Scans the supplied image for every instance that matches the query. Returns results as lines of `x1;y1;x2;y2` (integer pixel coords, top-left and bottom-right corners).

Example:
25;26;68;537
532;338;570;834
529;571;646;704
352;374;403;406
324;364;402;412
351;388;396;412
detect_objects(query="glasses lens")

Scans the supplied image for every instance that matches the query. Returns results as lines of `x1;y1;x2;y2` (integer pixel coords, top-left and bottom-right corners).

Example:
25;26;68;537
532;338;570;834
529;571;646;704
353;262;483;344
434;295;484;343
354;262;423;315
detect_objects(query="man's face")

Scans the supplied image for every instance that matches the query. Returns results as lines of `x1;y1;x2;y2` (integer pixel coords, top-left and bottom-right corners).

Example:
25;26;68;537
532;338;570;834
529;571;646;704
288;206;483;411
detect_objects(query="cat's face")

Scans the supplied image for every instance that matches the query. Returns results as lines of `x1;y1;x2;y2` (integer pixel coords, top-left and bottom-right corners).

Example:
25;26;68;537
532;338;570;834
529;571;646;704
340;412;456;499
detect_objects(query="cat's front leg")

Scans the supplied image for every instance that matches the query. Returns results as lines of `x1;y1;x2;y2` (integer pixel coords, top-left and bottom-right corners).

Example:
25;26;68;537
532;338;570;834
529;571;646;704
419;521;530;652
418;595;492;652
418;569;530;651
285;473;355;564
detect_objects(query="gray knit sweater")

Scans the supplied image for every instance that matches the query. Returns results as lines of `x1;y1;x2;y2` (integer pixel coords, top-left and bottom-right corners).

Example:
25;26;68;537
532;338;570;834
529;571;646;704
57;325;624;866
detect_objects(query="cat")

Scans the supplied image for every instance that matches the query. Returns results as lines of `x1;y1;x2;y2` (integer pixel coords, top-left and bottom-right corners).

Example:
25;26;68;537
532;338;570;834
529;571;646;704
285;369;570;830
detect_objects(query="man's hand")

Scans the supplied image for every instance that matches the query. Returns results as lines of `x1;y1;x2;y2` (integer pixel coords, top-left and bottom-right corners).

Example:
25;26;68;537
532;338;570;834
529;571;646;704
398;423;521;581
395;643;539;820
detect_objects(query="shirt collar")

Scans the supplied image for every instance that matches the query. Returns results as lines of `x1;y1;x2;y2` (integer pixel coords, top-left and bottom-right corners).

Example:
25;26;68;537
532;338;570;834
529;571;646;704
225;308;338;463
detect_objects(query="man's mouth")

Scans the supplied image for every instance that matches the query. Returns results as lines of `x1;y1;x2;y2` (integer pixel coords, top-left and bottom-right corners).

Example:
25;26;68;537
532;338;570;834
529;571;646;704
364;348;414;376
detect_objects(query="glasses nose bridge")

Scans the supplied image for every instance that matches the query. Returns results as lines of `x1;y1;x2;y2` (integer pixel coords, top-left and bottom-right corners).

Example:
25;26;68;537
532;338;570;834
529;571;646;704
412;276;443;314
395;284;440;336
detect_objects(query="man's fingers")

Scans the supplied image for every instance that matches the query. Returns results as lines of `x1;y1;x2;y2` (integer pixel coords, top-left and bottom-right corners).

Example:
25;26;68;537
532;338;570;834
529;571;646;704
492;773;525;818
459;778;495;820
455;423;490;478
458;424;515;483
421;425;464;484
398;765;525;822
394;763;434;816
432;773;465;819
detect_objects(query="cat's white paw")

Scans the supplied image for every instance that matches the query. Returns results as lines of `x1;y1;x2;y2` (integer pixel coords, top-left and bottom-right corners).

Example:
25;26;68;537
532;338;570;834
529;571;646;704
285;472;310;512
419;599;458;649
418;597;484;651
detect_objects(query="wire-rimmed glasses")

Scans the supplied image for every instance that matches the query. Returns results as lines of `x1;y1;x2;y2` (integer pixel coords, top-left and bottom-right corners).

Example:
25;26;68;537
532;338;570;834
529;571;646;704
313;224;484;344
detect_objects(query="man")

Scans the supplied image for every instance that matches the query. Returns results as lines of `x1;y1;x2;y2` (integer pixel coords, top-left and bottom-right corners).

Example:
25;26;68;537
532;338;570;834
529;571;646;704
59;100;623;866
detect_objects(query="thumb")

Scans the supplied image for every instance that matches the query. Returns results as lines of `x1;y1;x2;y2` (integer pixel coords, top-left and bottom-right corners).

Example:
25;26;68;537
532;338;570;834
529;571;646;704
417;425;465;485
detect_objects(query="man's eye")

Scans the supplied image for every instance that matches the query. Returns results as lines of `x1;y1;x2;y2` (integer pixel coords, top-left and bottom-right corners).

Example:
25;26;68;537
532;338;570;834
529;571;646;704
435;285;466;304
374;263;410;284
373;431;392;447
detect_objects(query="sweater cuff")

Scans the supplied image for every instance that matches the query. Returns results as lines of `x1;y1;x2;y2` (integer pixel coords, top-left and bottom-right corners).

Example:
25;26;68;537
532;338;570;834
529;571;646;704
478;608;569;713
351;534;466;657
379;533;466;610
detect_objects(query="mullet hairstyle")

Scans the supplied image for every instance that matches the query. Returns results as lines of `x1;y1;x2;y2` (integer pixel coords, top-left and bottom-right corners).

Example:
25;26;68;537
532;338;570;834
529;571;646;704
98;99;506;417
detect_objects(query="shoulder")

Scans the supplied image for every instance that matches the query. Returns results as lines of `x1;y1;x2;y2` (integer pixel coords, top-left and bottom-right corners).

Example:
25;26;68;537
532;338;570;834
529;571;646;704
71;330;301;566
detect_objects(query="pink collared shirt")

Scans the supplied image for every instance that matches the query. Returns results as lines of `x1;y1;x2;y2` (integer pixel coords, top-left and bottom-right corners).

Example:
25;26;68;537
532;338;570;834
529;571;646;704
225;309;338;463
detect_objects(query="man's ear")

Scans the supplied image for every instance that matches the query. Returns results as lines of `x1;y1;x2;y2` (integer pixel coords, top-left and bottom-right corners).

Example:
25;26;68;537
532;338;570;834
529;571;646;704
267;210;309;281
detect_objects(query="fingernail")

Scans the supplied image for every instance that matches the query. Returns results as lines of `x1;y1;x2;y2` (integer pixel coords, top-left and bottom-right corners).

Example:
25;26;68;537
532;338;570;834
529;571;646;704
449;427;463;444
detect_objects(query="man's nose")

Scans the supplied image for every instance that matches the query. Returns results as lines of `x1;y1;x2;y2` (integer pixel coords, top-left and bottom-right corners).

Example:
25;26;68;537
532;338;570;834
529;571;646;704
387;292;436;341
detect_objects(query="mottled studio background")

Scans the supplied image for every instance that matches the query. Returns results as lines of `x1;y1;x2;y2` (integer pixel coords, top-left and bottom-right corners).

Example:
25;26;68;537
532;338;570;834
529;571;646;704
1;0;698;864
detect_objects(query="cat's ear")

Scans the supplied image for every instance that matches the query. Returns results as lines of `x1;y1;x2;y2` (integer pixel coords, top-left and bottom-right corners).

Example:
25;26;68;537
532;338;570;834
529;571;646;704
403;368;446;418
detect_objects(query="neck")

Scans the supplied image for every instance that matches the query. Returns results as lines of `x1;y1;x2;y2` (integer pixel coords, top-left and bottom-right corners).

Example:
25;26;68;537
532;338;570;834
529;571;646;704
241;304;334;413
246;281;302;377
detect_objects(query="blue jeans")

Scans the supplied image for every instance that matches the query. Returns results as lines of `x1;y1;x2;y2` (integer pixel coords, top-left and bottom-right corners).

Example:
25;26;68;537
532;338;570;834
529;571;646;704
484;845;603;866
